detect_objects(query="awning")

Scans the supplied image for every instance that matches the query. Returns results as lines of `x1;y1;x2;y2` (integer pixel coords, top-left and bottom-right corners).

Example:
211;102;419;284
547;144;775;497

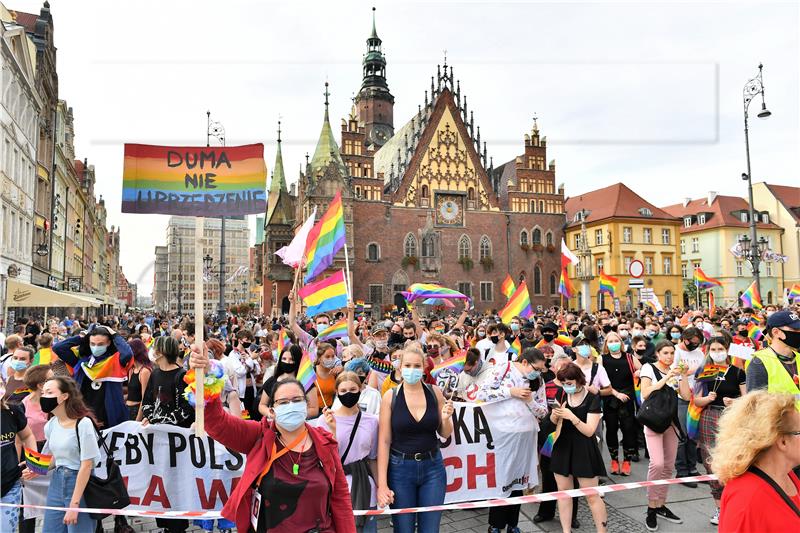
5;279;102;308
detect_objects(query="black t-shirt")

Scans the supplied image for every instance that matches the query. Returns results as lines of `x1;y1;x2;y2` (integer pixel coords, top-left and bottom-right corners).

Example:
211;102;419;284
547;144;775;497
698;366;746;407
1;405;26;496
602;353;635;394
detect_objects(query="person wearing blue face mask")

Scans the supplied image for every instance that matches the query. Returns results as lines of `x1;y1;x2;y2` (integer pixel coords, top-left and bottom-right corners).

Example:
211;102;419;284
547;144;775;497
2;346;33;404
377;347;454;532
601;332;642;475
668;325;683;346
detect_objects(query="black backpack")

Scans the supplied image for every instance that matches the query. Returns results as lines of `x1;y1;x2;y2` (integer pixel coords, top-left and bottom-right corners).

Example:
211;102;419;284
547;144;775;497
635;364;679;434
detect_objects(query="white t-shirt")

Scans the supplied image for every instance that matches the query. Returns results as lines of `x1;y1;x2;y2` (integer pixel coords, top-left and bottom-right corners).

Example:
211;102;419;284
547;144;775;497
483;341;511;365
475;337;494;355
671;346;705;389
641;362;680;391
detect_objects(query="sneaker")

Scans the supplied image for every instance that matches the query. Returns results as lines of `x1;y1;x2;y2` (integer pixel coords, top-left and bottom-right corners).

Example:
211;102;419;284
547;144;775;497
507;528;522;533
487;528;502;533
621;460;632;476
710;508;720;525
656;506;683;524
645;508;658;531
532;514;553;523
610;459;620;474
630;454;641;462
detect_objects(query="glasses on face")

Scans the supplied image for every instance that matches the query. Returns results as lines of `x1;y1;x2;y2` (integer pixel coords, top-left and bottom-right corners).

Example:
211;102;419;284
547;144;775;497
273;396;306;407
784;431;800;436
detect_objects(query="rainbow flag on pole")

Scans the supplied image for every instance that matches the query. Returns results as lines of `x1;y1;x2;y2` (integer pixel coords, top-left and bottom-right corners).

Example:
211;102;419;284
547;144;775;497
431;352;467;378
686;398;703;440
24;447;52;475
317;318;348;342
694;267;722;289
501;274;517;300
558;268;574;299
789;283;800;301
508;337;522;359
746;321;764;342
296;341;318;393
740;280;763;309
277;327;291;353
303;190;346;283
298;269;348;317
598;269;618;297
500;282;533;324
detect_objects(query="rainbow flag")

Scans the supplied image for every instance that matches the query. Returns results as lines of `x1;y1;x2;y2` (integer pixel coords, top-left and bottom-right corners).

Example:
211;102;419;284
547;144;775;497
686;398;703;440
740;280;763;309
402;283;469;303
431;352;467;377
508;337;522;359
553;334;573;348
500;282;533;324
501;274;517;300
80;353;131;383
633;378;642;406
122;143;267;217
298;269;348;317
304;190;346;283
32;347;53;366
277;327;291;353
540;431;556;458
747;321;764;342
296;341;318;393
24;447;52;475
598;270;618;296
317;318;348;342
558;268;574;299
355;300;365;313
789;283;800;301
694;267;722;289
696;363;727;382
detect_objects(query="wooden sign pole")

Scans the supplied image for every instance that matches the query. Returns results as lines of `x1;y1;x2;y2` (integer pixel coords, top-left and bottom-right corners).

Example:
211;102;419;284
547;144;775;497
194;216;205;437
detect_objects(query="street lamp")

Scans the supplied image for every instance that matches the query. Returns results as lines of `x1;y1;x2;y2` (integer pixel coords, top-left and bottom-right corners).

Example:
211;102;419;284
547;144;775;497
575;208;594;312
742;63;772;295
207;111;227;324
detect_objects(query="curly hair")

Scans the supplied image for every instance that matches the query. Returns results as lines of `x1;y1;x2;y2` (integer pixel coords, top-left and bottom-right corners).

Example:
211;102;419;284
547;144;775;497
710;391;798;485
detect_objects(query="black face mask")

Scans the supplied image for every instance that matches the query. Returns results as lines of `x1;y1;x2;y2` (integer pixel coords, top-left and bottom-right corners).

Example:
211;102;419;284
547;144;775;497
602;325;613;334
635;348;647;356
276;361;297;376
737;330;748;337
40;396;59;414
779;329;800;350
338;391;360;409
489;335;500;344
570;329;580;337
388;333;404;345
684;341;699;351
240;342;251;350
542;332;555;343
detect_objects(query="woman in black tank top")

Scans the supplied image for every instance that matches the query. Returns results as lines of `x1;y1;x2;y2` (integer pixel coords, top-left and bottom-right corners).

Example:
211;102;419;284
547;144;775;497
126;338;152;421
377;347;454;533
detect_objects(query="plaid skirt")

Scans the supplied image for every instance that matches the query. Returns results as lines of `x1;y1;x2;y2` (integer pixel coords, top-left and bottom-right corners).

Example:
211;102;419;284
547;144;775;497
698;405;724;500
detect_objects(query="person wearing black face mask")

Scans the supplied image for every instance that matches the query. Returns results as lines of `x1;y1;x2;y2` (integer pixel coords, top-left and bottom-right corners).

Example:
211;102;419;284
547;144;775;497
331;358;382;415
538;323;566;359
258;345;319;419
745;311;800;404
672;327;705;483
732;320;763;352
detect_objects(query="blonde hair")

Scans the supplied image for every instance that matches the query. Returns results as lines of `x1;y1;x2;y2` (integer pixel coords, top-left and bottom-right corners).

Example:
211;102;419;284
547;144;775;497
335;370;361;389
711;391;798;484
342;344;364;360
399;342;425;364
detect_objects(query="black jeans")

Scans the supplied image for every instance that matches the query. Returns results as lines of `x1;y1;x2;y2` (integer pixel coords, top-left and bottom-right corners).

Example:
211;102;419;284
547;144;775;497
537;457;579;521
155;517;188;532
603;397;638;460
489;489;523;528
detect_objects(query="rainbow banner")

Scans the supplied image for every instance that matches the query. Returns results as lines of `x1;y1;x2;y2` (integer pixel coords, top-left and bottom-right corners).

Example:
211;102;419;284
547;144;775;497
501;274;517;300
747;321;764;342
694;267;722;289
122;144;266;216
558;268;574;299
508;337;522;359
740;280;763;309
686;398;703;440
539;431;556;458
402;283;469;303
368;357;393;375
317;318;348;342
598;270;618;296
431;352;467;378
23;447;52;476
298;269;348;317
32;347;53;366
80;353;131;383
297;342;318;393
304;190;346;283
500;282;533;324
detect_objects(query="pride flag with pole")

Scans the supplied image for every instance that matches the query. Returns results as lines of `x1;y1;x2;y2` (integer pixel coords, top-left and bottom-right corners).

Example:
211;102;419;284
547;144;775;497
317;318;348;342
303;190;346;283
23;447;52;475
509;337;522;359
277;328;291;353
746;321;764;342
694;267;722;289
431;352;467;378
598;269;618;297
789;283;800;301
298;270;348;317
501;274;516;300
499;282;533;324
740;280;763;309
558;268;574;299
296;341;318;393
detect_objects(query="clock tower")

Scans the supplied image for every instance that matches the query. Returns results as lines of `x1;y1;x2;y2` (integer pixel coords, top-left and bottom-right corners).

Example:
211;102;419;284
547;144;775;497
356;7;394;149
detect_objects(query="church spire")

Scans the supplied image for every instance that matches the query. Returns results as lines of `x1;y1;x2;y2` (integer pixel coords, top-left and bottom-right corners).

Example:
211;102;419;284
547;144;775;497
361;6;388;91
355;6;395;148
270;119;287;193
310;82;347;178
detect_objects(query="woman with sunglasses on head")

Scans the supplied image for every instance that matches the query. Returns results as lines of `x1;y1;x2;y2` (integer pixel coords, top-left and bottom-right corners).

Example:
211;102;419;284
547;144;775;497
189;343;356;533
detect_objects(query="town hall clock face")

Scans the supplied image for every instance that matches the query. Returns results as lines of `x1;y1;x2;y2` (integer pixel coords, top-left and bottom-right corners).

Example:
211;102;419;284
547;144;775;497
435;194;464;226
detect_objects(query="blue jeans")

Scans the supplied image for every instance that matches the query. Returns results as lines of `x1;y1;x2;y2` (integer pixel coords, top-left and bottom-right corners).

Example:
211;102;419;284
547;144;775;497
42;467;96;533
360;508;378;533
1;479;22;533
675;399;698;476
388;450;446;533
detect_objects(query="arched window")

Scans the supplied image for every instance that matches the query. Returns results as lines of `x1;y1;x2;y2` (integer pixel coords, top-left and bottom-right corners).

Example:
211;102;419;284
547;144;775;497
534;266;542;294
664;290;672;308
403;233;417;257
421;185;429;198
532;228;542;245
367;243;380;261
545;231;554;247
530;200;537;213
468;187;475;200
520;229;529;246
458;235;471;259
479;235;491;259
422;234;435;257
767;291;773;304
549;273;557;295
539;200;545;213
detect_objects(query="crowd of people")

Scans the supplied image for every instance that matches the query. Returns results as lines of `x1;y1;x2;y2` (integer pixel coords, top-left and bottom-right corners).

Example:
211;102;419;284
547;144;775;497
0;296;799;533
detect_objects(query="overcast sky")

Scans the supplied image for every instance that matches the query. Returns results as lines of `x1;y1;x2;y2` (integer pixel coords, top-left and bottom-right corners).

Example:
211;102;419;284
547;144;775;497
9;0;799;296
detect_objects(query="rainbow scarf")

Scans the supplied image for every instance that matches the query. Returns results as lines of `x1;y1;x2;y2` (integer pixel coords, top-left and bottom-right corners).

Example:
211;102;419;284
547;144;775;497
501;274;517;300
304;190;347;283
296;342;318;393
540;431;556;458
32;347;54;366
499;282;533;324
694;267;722;289
598;270;618;296
431;352;467;377
80;352;131;383
317;318;348;342
686;397;703;440
740;280;763;310
24;447;52;475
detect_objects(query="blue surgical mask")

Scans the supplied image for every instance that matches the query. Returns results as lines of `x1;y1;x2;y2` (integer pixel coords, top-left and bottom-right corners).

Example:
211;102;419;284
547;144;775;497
90;345;107;357
401;367;424;385
527;369;541;380
670;332;681;340
510;323;520;333
562;384;577;394
607;342;621;353
316;324;327;335
646;330;657;339
273;401;307;431
577;345;592;358
10;360;28;372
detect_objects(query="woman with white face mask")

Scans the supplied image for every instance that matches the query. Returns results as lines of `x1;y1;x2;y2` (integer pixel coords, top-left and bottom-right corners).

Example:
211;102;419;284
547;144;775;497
678;334;745;526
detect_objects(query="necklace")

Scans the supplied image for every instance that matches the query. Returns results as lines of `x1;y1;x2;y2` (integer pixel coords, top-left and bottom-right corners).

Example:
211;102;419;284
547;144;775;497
278;434;305;476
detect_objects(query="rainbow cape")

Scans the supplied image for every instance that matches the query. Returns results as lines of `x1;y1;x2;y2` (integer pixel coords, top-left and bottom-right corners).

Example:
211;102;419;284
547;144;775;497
402;283;469;303
80;353;131;383
694;267;722;289
304;190;346;283
686;397;703;440
317;318;349;342
24;447;52;475
298;269;348;317
32;347;54;366
277;327;291;353
740;280;763;309
296;342;318;392
508;337;521;359
431;352;467;377
558;268;574;299
501;274;517;300
183;359;226;406
746;321;764;342
598;269;618;296
499;282;533;324
540;431;556;458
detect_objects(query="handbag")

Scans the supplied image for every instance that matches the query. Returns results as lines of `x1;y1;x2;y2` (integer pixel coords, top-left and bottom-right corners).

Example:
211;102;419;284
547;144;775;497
75;418;131;519
635;364;678;434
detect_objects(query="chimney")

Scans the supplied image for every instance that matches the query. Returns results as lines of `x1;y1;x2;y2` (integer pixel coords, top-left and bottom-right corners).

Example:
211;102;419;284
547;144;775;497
682;197;691;208
707;191;718;206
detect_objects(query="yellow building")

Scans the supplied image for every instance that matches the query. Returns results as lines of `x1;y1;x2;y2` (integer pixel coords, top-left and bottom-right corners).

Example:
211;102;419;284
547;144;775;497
565;183;683;312
752;182;800;290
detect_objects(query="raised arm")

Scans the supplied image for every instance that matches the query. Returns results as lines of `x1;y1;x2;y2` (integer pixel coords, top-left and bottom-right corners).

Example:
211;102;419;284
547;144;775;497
52;335;83;367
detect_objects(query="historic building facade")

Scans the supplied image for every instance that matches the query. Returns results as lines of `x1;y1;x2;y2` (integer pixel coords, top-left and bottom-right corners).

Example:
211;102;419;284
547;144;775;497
262;11;565;315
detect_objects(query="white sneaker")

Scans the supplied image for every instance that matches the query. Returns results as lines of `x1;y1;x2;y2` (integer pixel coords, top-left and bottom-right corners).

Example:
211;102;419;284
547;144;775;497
710;507;720;525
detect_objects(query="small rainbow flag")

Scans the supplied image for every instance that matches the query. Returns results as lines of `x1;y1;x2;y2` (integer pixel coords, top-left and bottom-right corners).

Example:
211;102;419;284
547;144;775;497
431;352;467;377
402;283;469;303
789;283;800;301
686;398;703;440
694;267;722;290
696;363;727;382
558;268;574;299
501;274;517;300
747;321;764;342
80;353;131;383
598;269;618;297
24;447;52;475
298;269;348;317
540;431;556;458
317;318;348;342
277;327;291;353
32;347;53;366
500;282;533;324
553;334;573;348
303;190;347;283
296;341;318;393
355;300;365;313
534;338;546;349
508;337;522;359
740;280;763;310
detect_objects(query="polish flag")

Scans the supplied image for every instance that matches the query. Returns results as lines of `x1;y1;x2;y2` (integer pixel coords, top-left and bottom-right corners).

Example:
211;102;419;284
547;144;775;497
275;208;317;268
561;238;579;269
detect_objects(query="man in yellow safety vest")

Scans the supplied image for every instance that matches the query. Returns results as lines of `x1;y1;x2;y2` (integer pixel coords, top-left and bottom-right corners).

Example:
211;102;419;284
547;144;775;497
745;310;800;403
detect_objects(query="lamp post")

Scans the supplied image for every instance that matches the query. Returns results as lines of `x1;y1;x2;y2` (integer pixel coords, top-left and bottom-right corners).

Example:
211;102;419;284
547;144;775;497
172;228;183;316
207;112;227;323
576;209;594;312
741;63;771;296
